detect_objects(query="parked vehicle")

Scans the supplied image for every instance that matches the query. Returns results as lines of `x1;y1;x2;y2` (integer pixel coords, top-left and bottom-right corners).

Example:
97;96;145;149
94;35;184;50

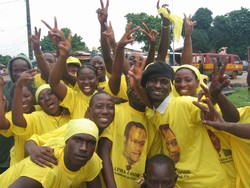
191;53;243;80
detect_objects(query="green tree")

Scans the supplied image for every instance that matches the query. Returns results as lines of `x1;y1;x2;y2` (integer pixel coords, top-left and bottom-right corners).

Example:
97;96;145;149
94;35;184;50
192;8;213;30
192;29;211;53
40;28;89;53
125;12;173;51
0;54;12;67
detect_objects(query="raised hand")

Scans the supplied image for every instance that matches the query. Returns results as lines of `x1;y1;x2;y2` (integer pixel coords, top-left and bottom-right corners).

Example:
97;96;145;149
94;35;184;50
30;27;41;52
117;22;140;48
184;13;196;37
96;0;109;24
41;17;62;47
209;57;230;98
102;21;116;45
157;0;170;25
16;69;37;88
141;23;159;45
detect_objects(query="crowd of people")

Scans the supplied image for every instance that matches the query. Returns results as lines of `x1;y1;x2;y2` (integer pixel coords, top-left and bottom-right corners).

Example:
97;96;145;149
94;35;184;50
0;0;249;187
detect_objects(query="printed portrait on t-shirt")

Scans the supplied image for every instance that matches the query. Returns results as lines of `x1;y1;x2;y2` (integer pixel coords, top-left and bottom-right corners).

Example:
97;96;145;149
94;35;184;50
123;121;147;170
160;124;180;163
207;129;221;156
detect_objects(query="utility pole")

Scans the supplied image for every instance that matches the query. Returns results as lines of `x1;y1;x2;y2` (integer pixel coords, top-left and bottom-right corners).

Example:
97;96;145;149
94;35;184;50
25;0;33;60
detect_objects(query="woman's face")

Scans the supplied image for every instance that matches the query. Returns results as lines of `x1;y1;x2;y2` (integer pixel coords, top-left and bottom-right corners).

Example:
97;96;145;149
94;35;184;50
38;88;61;116
22;86;35;114
77;68;98;96
174;68;199;97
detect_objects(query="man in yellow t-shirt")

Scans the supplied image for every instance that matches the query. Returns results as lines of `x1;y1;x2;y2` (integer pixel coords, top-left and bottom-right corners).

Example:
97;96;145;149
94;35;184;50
0;118;102;188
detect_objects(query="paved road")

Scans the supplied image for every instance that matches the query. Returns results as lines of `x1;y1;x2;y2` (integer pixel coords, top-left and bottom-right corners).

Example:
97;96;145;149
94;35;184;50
229;71;247;86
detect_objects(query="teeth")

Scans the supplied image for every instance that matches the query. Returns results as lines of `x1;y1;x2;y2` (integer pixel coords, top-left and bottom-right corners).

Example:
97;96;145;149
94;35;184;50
100;117;109;122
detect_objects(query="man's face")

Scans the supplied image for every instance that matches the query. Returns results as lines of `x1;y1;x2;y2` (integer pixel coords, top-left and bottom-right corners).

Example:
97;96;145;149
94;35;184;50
146;77;172;105
124;125;147;165
43;52;56;70
11;59;30;82
146;163;177;188
64;133;96;171
89;93;115;131
162;128;180;163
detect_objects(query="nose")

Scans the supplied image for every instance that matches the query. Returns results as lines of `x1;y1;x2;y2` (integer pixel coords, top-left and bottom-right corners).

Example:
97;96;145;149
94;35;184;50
79;141;87;152
155;80;162;88
44;94;50;100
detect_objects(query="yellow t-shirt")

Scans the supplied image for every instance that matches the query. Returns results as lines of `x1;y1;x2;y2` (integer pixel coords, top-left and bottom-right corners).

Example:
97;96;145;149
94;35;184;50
60;87;95;119
0;147;102;188
33;73;46;89
100;102;162;188
147;96;229;188
7;111;71;165
230;106;250;188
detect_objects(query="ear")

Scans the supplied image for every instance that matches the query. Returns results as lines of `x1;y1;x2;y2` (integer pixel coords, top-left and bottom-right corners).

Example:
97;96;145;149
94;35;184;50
85;107;91;118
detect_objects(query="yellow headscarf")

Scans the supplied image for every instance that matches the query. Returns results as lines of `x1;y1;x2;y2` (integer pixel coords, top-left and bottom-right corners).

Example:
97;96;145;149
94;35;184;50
171;64;206;97
158;7;183;43
35;84;51;103
64;118;99;142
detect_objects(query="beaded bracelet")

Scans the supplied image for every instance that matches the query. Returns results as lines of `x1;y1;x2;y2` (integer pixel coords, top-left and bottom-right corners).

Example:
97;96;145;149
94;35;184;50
162;24;169;29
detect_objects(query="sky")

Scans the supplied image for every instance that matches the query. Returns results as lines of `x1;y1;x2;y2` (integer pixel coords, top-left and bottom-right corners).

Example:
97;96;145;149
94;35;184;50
0;0;249;57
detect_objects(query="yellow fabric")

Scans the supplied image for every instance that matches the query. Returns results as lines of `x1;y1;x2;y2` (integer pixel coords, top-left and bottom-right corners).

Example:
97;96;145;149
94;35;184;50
9;111;71;165
66;56;81;66
231;107;250;188
0;150;102;188
105;72;128;100
171;64;206;97
35;84;51;103
64;118;98;142
100;102;162;187
146;96;229;187
33;73;47;89
158;7;183;43
60;87;95;119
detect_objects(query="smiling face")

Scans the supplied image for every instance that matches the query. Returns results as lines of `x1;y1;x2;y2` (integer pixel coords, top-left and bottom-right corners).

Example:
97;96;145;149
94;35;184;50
77;67;98;96
38;88;61;116
88;92;115;132
174;68;199;97
89;56;106;81
146;77;172;108
64;133;96;171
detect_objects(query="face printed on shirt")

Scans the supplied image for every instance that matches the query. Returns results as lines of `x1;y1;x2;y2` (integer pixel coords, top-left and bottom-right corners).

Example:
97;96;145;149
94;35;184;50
123;122;147;169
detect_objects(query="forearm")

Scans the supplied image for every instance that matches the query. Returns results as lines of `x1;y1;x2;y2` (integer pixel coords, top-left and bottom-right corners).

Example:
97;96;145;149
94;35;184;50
34;50;51;82
146;43;156;66
156;25;170;61
108;44;124;95
181;36;192;65
223;122;250;139
24;140;39;156
12;85;27;127
101;23;114;74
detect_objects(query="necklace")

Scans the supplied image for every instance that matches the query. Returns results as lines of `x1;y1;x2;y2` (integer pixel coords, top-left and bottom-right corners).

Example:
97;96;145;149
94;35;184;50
52;110;64;125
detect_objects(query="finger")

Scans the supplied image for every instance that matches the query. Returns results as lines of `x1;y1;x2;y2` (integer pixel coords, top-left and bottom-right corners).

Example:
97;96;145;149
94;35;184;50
109;21;113;30
193;101;209;112
131;26;141;34
53;17;58;29
156;0;160;9
142;23;149;32
106;0;109;9
219;57;228;77
141;58;146;70
212;58;218;74
33;159;47;168
100;0;104;9
41;20;52;30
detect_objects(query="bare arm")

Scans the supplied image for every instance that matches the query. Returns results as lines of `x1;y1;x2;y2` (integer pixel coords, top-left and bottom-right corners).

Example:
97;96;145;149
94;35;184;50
108;22;140;95
12;70;36;128
0;76;10;129
156;1;170;62
181;14;196;65
9;176;43;188
43;17;71;101
30;27;51;82
97;0;114;74
98;137;117;188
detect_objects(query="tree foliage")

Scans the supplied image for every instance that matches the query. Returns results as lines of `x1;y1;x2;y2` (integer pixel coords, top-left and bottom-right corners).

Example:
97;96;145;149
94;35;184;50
125;13;173;51
192;7;250;59
0;54;12;67
40;28;89;53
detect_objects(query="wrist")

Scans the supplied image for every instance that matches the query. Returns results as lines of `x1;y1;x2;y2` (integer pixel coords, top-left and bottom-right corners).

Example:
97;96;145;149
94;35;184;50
162;23;169;29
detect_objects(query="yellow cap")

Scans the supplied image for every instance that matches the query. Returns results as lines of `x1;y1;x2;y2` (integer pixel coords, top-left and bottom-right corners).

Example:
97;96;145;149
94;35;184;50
66;56;81;66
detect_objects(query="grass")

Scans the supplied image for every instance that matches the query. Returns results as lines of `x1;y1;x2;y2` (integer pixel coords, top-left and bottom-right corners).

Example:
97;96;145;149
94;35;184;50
226;87;250;108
